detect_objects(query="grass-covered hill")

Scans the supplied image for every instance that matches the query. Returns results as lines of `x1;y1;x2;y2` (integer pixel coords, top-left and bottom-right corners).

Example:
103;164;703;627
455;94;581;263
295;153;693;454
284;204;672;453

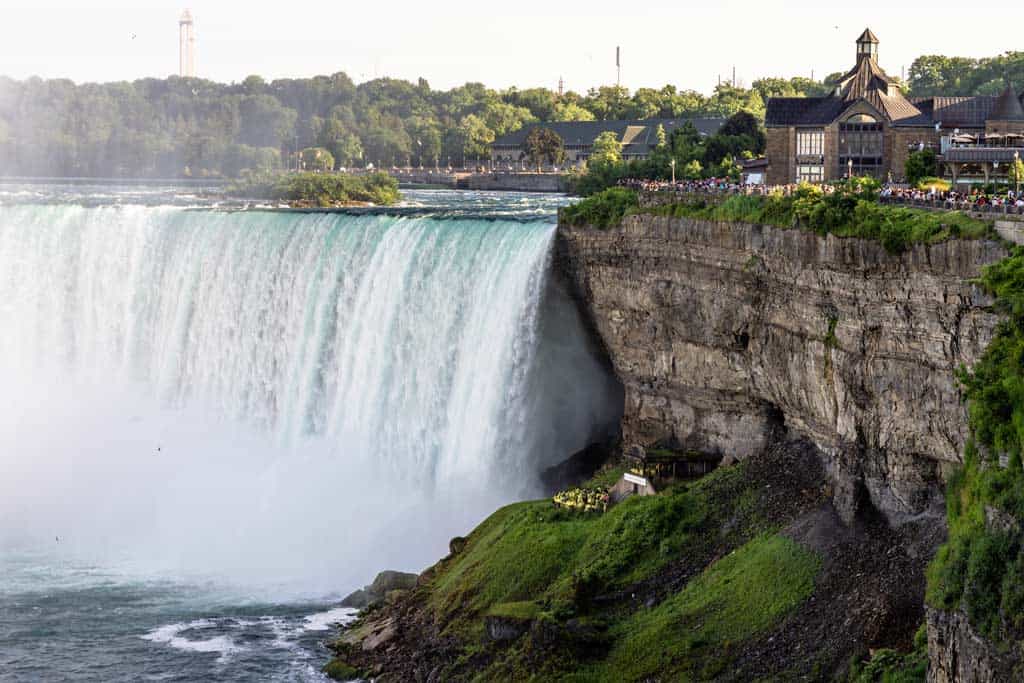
325;438;937;682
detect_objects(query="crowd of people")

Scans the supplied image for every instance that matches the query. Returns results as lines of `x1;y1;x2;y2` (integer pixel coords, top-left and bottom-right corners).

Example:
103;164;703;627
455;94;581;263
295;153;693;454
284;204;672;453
880;185;1024;210
616;176;1024;212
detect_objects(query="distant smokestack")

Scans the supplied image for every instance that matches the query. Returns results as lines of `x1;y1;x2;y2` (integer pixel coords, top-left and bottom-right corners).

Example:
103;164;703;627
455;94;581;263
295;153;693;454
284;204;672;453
616;47;621;87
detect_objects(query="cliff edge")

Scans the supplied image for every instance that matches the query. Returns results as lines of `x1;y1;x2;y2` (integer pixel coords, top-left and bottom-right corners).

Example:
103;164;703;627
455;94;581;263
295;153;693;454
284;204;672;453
556;213;1005;524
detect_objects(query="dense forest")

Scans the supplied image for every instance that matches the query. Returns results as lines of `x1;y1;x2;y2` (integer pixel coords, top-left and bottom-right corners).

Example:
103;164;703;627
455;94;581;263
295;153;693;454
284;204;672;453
1;50;1022;179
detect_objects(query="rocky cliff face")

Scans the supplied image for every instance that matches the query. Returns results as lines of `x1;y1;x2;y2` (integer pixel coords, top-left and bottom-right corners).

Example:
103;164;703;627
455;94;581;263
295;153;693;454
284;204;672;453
926;608;1022;682
556;214;1005;523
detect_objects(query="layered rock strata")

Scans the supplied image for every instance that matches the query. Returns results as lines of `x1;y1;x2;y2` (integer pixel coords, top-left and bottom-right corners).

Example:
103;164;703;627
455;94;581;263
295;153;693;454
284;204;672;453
556;214;1005;522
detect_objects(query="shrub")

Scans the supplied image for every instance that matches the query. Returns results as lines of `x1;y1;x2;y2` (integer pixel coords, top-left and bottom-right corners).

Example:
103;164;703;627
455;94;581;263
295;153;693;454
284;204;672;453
560;188;639;229
637;179;992;252
226;171;400;205
905;149;938;186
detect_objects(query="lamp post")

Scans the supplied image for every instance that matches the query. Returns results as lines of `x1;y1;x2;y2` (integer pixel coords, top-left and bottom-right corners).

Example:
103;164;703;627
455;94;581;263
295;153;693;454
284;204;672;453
670;158;676;184
847;158;853;180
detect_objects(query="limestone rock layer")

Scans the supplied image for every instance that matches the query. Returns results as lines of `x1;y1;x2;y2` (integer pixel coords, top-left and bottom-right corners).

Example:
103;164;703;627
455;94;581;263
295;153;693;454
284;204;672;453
556;214;1006;521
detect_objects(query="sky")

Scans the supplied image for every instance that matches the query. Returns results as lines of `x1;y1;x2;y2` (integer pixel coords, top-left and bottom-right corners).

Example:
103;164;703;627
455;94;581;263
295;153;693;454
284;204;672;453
0;0;1021;94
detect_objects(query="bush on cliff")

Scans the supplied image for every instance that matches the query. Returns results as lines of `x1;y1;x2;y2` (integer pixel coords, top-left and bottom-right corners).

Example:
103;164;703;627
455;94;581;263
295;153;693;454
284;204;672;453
642;181;993;253
927;246;1024;644
560;188;639;229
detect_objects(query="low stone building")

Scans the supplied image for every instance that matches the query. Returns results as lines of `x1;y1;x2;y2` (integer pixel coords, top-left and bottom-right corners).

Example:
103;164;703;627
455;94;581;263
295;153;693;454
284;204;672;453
765;29;1024;186
490;118;724;169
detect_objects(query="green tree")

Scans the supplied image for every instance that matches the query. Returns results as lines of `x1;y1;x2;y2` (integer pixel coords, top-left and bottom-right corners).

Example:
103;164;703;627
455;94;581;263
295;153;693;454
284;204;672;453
552;102;596;122
683;159;703;180
904;149;938;185
300;146;335;172
705;84;766;120
907;55;980;96
584;85;631;120
455;114;495;165
1011;156;1024;191
481;101;535;137
589;131;622;167
717;111;767;153
504;87;558;121
523;127;566;170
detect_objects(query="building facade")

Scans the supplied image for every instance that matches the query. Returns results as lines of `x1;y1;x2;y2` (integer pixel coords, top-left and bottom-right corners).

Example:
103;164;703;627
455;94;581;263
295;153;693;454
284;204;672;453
765;29;1024;186
490;118;724;169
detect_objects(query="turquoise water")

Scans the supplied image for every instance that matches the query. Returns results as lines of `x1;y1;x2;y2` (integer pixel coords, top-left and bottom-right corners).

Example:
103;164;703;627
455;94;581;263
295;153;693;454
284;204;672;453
0;189;621;681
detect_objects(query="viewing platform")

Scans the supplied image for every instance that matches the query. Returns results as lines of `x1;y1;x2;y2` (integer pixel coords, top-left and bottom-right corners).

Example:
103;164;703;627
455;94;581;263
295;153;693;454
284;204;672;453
611;445;721;501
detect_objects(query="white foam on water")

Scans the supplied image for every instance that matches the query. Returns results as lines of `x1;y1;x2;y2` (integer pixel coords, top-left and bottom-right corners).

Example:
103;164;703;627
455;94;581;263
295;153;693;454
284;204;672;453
303;606;358;632
142;619;245;661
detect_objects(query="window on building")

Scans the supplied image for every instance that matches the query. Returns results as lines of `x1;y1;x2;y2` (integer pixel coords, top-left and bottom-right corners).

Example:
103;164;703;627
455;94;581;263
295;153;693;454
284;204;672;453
797;165;825;183
839;119;884;177
796;129;824;157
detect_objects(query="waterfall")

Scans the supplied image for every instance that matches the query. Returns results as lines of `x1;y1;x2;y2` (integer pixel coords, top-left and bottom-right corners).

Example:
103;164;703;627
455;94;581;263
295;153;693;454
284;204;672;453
0;205;621;596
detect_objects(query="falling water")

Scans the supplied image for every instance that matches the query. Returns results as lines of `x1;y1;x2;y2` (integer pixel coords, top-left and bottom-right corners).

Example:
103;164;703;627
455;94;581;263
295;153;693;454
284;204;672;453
0;201;622;598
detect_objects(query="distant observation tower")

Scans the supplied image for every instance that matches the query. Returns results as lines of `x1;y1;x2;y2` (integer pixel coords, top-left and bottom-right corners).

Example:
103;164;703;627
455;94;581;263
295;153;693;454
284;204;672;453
179;9;196;77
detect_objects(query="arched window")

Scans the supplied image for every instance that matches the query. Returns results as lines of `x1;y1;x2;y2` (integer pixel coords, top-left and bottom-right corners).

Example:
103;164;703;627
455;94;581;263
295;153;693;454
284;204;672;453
840;114;884;177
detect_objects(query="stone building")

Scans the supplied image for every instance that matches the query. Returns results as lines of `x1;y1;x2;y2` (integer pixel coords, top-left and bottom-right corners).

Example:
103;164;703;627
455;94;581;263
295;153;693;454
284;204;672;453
490;118;724;169
765;29;1024;186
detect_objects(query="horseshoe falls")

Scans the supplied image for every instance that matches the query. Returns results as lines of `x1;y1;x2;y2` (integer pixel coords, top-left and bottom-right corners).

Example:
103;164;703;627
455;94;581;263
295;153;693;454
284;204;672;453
0;194;622;681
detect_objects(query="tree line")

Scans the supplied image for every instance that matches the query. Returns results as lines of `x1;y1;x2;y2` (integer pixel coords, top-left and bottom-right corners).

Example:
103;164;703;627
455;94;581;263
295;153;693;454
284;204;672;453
0;74;785;179
1;51;1020;179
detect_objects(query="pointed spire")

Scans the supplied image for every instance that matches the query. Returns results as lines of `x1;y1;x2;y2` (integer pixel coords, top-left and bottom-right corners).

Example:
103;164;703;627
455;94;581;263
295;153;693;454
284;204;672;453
857;28;880;44
992;81;1024;121
856;29;880;62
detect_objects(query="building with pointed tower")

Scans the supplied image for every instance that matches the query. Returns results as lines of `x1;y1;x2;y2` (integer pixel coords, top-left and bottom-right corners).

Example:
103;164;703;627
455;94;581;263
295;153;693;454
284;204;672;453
765;29;1024;186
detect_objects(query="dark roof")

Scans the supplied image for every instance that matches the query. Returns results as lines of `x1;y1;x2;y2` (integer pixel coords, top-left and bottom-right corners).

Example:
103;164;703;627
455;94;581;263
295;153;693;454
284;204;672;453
929;96;995;128
835;56;921;122
991;83;1024;121
857;28;880;44
491;118;725;148
944;147;1024;163
767;52;923;126
765;97;843;126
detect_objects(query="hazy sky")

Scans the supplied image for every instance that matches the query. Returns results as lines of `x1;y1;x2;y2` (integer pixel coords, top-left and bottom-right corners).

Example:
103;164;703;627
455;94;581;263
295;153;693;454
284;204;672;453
0;0;1020;93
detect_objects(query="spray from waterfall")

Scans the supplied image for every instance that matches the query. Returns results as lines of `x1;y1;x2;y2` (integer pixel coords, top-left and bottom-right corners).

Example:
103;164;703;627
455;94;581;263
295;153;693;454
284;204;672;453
0;205;621;596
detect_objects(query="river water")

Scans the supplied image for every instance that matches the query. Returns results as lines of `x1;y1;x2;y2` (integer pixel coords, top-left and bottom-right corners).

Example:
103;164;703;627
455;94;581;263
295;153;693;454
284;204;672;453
0;186;621;681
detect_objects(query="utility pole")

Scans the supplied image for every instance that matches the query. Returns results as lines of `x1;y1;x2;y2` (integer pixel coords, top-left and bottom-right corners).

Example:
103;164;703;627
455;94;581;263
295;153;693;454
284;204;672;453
616;47;621;87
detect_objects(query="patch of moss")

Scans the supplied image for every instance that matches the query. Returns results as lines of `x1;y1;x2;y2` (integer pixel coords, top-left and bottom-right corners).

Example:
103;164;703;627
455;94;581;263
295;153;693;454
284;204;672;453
825;314;839;349
486;601;542;620
322;658;361;681
570;534;821;682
